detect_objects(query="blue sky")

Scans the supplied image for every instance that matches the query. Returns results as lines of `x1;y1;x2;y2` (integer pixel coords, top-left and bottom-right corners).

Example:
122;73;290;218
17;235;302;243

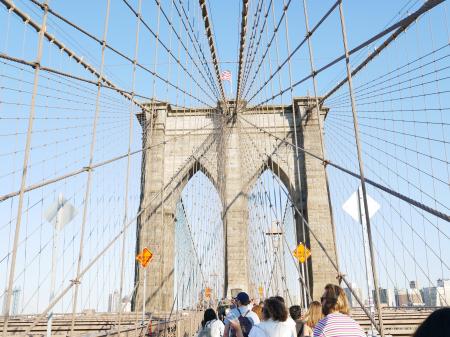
0;0;449;314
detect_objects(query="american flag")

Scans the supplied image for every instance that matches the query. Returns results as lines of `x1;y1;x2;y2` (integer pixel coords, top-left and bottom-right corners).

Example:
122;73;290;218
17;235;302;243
220;70;232;81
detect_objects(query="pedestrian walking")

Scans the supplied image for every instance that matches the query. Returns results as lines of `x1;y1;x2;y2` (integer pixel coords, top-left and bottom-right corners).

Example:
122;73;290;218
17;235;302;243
224;292;260;337
313;284;365;337
198;308;225;337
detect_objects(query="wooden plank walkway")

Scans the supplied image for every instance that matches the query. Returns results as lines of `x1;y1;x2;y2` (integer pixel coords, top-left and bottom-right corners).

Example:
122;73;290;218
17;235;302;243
352;308;434;337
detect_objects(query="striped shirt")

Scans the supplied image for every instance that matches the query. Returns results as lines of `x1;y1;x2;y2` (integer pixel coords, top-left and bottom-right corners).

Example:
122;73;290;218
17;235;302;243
313;313;365;337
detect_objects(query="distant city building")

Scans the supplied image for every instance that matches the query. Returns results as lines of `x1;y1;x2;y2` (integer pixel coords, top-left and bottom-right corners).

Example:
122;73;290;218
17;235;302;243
408;281;424;306
344;288;352;306
122;296;131;312
372;288;395;307
437;279;450;306
410;280;419;289
408;288;424;306
108;290;120;312
395;288;409;307
11;288;21;315
422;287;441;307
1;288;21;315
344;284;363;308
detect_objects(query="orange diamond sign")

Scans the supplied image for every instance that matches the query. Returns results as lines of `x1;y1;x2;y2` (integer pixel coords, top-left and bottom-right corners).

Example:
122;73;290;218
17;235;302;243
136;247;153;268
293;243;311;263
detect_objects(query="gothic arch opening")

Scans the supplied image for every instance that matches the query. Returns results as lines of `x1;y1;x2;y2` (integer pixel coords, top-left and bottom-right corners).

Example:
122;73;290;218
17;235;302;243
247;165;304;306
174;169;224;310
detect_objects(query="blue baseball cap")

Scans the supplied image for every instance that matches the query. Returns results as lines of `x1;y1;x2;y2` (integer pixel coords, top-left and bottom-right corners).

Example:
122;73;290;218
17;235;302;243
235;292;250;303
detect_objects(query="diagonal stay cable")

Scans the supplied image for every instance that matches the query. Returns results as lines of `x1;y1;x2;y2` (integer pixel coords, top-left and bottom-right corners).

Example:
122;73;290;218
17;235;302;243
241;0;294;101
237;115;450;223
0;120;219;203
0;52;169;107
241;0;273;97
0;0;154;112
121;0;219;104
239;126;382;332
245;0;445;110
172;0;221;99
180;197;208;287
127;0;217;103
26;0;217;107
21;127;220;335
245;0;339;103
246;159;313;302
240;0;265;94
321;0;446;107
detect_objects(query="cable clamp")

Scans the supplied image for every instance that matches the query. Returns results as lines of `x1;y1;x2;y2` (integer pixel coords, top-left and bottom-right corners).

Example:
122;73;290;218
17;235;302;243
70;279;81;285
8;3;15;13
322;159;330;167
22;14;31;24
336;273;345;283
33;61;41;69
83;166;93;172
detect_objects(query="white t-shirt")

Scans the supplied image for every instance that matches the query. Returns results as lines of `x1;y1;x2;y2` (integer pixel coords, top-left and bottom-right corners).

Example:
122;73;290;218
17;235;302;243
249;319;296;337
284;317;297;337
224;305;261;327
198;319;225;337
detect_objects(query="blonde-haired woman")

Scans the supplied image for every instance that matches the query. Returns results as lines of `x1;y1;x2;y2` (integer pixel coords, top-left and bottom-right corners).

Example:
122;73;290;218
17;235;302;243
313;284;365;337
302;301;322;336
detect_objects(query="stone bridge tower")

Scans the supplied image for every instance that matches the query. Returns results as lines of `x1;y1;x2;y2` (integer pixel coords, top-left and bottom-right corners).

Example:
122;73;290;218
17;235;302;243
133;98;338;312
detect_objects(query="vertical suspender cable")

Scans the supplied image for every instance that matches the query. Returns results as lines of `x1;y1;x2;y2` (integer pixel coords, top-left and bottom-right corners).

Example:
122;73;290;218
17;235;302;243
117;0;142;335
337;2;385;336
69;1;111;335
302;0;341;283
280;0;312;304
1;1;50;336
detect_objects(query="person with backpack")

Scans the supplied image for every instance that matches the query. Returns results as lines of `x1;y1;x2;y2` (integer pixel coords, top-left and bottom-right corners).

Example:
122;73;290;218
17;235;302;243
230;297;295;337
224;292;260;337
198;308;225;337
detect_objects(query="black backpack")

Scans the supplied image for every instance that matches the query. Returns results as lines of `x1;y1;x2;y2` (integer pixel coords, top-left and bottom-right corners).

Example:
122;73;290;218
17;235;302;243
232;309;253;337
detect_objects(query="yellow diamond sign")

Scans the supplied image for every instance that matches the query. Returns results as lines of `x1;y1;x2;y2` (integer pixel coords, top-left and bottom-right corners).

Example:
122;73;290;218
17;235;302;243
293;243;311;263
136;247;153;268
258;285;264;297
